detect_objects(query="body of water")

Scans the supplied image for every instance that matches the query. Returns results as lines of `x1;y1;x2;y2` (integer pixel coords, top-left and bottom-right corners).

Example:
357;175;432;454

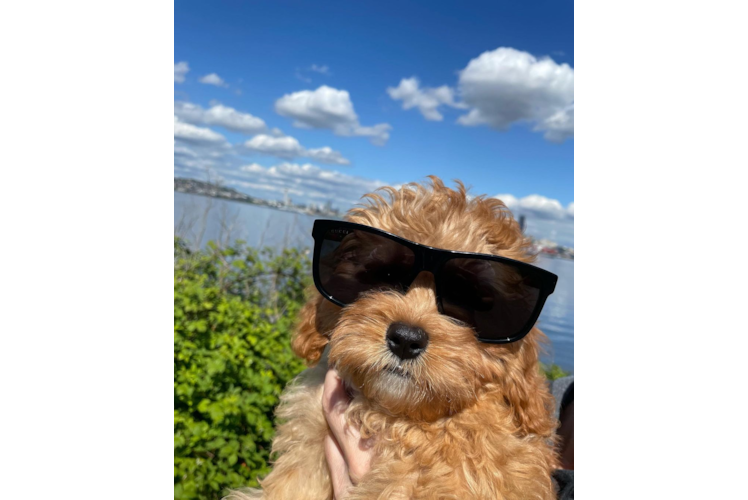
175;192;574;372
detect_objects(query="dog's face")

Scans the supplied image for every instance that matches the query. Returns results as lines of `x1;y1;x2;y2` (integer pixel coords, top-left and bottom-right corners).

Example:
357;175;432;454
293;178;549;426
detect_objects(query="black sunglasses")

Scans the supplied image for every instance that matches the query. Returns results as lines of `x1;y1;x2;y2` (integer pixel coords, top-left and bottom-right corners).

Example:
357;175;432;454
312;219;558;344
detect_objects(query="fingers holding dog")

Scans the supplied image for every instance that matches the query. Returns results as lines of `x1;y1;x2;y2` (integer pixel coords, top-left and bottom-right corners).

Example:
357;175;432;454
322;369;374;491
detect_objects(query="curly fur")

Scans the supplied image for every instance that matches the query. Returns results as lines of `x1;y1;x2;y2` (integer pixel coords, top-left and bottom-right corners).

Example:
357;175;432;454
227;177;559;500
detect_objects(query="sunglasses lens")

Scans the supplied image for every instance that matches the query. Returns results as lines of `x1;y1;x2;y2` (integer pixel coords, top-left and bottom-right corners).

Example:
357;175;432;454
317;226;416;304
440;258;542;340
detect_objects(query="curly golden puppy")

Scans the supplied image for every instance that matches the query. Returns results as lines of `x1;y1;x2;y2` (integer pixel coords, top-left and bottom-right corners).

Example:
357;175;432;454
229;177;560;500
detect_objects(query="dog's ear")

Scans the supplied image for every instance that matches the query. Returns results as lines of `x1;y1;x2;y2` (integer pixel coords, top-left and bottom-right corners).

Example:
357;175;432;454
499;329;557;437
291;294;333;366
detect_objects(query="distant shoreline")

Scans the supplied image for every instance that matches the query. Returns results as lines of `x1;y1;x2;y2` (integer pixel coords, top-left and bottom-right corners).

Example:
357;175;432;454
175;188;339;218
174;177;344;218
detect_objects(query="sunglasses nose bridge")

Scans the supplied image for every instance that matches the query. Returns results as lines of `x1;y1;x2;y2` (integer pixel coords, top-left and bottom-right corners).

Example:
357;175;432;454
419;247;440;273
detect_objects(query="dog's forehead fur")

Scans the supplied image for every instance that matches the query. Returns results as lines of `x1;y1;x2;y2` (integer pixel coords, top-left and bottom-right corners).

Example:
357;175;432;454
345;176;532;262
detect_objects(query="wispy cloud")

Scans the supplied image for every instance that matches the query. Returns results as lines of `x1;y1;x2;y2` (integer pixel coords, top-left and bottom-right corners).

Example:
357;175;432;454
227;162;387;206
294;71;312;83
310;64;330;75
243;135;350;165
387;77;466;121
174;61;189;83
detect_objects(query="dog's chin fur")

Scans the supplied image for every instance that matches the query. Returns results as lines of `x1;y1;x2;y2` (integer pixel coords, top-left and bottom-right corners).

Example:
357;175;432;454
228;177;560;500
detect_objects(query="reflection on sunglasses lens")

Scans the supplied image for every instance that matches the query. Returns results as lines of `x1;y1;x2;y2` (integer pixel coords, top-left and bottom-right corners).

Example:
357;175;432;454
319;229;416;303
440;259;540;341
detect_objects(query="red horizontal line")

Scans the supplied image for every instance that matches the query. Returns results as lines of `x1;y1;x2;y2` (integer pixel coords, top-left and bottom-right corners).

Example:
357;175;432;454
574;382;748;392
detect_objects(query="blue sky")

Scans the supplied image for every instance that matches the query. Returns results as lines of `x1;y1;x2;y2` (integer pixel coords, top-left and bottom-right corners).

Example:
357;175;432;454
174;0;574;244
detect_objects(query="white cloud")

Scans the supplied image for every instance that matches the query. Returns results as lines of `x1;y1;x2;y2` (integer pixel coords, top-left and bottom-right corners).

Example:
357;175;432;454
244;135;305;158
306;147;350;165
275;86;353;129
174;101;267;135
387;77;466;121
240;163;265;173
275;86;391;145
518;195;566;217
310;64;330;75
199;73;229;88
243;134;351;165
173;116;234;174
174;116;227;145
228;162;387;206
494;193;574;220
389;47;573;142
457;47;574;142
174;142;232;172
494;193;519;208
295;71;312;83
174;61;189;83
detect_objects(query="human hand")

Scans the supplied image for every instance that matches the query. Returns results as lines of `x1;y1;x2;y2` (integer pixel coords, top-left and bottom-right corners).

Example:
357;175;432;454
322;369;375;500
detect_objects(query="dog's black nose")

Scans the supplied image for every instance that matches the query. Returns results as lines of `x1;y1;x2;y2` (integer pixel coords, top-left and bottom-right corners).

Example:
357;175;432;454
386;322;428;360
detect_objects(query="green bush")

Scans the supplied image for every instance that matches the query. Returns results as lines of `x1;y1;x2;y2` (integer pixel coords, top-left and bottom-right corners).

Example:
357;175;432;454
174;238;310;500
540;362;571;381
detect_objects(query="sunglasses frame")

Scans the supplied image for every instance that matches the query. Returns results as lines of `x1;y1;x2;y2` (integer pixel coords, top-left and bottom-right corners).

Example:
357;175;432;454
311;219;558;344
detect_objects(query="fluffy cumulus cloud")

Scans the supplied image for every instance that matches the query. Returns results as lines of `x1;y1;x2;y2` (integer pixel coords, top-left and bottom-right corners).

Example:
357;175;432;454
388;47;573;142
174;61;189;83
243;135;304;158
199;73;229;87
457;48;574;142
174;101;267;135
227;162;387;206
174;116;227;145
494;193;574;220
387;77;466;121
275;86;391;145
243;134;351;165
